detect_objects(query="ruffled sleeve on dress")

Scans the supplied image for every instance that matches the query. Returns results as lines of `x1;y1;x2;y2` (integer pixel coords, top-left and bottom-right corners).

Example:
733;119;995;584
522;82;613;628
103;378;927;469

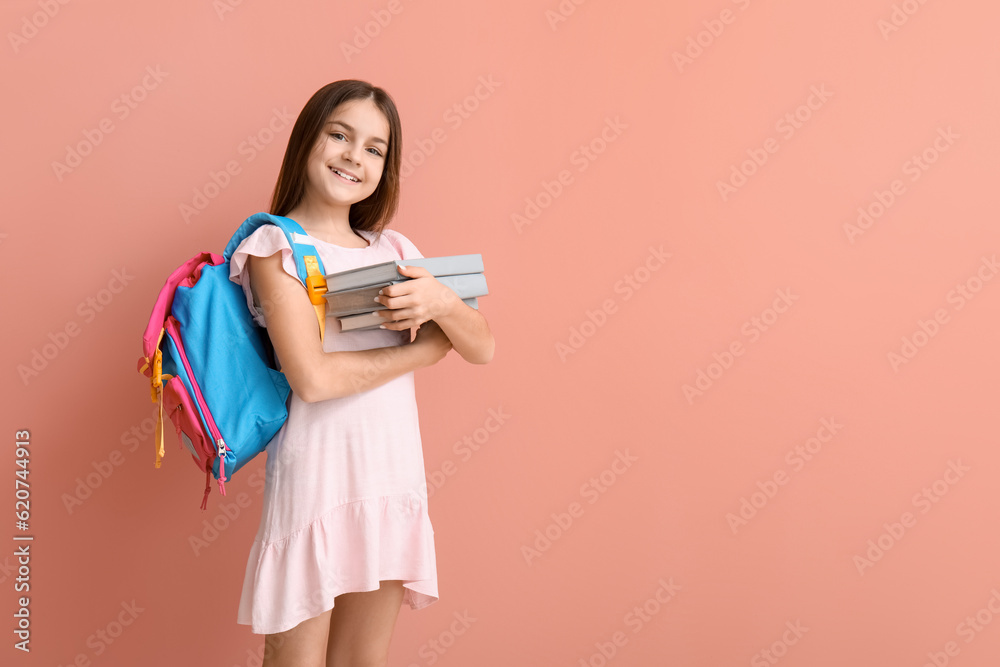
228;225;302;328
380;228;424;262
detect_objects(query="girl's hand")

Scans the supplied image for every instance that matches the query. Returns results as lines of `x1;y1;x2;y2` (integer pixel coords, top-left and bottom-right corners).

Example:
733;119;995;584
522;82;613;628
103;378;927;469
375;264;462;331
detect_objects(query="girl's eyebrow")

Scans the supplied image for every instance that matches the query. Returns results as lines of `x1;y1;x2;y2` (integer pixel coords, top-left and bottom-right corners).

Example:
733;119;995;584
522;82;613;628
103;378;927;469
326;120;388;147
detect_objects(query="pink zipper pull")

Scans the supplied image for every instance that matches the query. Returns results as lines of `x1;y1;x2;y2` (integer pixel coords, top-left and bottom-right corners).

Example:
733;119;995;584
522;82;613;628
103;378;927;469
201;469;211;510
217;438;228;496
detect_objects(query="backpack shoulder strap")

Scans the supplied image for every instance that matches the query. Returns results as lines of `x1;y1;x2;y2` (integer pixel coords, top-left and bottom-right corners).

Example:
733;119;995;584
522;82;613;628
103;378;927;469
224;212;329;341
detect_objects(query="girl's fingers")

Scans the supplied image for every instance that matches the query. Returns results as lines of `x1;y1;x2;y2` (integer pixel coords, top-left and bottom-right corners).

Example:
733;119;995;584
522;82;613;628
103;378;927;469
377;308;432;331
380;302;430;322
380;317;415;331
379;306;411;321
377;293;413;310
377;308;414;330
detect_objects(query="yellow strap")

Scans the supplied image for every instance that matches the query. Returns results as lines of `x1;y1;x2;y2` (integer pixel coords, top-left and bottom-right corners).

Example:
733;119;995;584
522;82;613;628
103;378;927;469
303;256;327;343
154;386;164;468
152;372;174;468
315;303;325;342
148;328;167;468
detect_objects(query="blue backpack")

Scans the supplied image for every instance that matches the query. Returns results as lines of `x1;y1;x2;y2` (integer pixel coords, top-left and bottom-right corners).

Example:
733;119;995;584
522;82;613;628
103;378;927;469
137;212;328;509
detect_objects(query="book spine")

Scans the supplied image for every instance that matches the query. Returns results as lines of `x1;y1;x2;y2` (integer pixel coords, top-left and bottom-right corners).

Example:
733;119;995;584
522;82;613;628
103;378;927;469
339;297;480;331
325;254;485;292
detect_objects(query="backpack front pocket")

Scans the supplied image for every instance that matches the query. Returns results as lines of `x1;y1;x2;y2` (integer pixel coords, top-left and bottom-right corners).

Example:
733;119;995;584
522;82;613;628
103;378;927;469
162;375;213;470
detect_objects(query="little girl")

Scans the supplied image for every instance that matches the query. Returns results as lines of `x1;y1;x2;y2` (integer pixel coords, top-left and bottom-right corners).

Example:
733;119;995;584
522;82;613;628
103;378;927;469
229;79;494;667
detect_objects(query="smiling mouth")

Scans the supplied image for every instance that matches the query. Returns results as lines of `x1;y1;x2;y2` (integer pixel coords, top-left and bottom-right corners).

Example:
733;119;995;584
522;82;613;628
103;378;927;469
330;167;361;183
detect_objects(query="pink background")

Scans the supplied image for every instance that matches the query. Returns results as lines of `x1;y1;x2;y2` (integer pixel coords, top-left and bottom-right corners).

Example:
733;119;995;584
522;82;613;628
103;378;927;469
4;0;1000;665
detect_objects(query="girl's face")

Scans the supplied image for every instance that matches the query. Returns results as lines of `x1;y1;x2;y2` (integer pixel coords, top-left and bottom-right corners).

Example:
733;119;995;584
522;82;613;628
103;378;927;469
303;98;390;210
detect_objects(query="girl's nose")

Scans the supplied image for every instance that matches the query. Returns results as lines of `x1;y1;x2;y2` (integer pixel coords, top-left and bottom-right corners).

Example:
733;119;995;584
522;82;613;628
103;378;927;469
343;145;362;163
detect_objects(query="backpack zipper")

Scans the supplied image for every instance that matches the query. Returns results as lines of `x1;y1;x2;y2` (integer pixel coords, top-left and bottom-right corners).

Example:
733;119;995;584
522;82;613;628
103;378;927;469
164;315;229;497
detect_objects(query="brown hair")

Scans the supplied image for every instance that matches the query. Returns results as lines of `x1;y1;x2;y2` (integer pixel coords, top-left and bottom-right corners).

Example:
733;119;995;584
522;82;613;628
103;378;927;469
269;80;402;240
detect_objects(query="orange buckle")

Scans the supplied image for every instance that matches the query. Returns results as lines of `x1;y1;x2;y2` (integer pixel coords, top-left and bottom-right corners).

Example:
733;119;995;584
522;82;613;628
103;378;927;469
305;274;327;305
148;350;163;403
303;255;327;306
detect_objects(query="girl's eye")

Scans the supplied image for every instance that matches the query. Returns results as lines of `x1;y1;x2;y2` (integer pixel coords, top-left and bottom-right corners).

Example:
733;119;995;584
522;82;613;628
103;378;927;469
329;132;383;157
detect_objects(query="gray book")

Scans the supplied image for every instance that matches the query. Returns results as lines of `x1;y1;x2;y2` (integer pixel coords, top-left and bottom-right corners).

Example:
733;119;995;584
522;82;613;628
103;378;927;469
338;297;479;332
325;273;489;317
324;254;484;293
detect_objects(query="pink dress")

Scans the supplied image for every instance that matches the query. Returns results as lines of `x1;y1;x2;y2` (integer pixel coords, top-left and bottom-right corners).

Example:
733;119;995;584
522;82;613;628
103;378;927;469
228;223;438;635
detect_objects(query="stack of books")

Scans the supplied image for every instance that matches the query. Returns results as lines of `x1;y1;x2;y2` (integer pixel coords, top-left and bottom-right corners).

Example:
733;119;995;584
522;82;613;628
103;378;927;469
323;254;488;331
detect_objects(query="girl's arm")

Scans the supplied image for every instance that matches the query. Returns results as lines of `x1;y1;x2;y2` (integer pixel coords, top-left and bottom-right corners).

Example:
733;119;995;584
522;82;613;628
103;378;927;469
248;252;453;403
375;264;495;365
